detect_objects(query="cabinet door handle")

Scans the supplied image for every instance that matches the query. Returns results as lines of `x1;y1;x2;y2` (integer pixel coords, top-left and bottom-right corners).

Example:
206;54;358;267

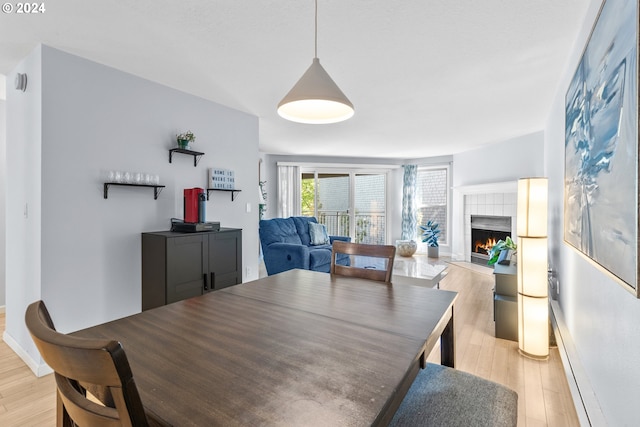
203;273;208;291
210;272;215;290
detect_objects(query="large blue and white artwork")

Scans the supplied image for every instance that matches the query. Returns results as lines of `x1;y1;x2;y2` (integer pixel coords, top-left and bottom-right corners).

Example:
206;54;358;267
565;0;638;293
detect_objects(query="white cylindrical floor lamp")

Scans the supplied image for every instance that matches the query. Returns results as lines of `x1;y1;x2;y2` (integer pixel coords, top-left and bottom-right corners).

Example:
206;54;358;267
517;177;549;359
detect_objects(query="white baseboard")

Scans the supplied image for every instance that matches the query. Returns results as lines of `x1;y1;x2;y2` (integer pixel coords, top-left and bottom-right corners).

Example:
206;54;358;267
550;300;605;426
3;330;52;377
0;305;5;314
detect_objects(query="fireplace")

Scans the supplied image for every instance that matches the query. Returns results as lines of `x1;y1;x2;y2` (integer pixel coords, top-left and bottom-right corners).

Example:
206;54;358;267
470;215;512;266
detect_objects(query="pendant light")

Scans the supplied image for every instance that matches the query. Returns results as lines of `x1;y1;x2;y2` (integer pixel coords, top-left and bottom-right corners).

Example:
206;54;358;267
277;0;354;124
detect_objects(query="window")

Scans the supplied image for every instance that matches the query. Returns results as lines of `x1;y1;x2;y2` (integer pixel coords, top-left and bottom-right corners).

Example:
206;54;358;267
300;168;389;244
416;166;449;248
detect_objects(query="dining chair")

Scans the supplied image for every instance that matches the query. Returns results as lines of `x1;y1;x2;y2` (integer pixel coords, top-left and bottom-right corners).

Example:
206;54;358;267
330;240;396;283
389;363;518;426
25;300;168;427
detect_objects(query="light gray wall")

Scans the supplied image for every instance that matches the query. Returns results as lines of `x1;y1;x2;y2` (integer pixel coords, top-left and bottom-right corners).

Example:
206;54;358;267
0;98;5;309
546;0;640;424
450;132;544;259
452;131;545;188
5;45;260;373
5;45;43;369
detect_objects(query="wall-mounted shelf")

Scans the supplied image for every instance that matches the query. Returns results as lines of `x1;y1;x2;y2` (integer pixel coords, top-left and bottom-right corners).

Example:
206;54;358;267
169;148;204;167
104;183;166;200
207;188;242;201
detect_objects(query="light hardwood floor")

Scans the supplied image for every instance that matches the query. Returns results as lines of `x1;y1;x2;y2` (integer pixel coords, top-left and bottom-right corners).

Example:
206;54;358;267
426;262;580;427
0;312;56;426
0;263;579;426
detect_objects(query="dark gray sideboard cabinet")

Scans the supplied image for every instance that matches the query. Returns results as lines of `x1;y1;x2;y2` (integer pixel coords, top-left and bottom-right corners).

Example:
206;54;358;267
493;263;518;342
142;228;242;311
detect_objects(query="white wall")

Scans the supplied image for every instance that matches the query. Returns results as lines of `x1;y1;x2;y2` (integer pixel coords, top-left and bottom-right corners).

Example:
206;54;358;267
4;45;260;374
4;46;43;371
546;0;640;424
0;74;6;99
0;91;6;309
450;132;544;259
453;132;545;188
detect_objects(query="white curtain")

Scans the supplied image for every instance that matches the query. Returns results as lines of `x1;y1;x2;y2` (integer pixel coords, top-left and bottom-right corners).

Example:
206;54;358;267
277;164;301;218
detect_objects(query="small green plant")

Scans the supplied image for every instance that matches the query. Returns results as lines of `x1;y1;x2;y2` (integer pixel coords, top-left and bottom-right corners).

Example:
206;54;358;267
420;220;441;247
176;130;196;143
487;236;517;266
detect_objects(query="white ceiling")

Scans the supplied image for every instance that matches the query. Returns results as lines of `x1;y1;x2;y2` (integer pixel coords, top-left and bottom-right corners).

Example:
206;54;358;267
0;0;590;159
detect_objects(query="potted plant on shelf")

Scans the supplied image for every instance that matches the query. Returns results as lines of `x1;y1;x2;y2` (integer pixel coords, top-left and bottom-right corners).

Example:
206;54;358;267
420;220;441;258
176;130;196;149
487;236;517;266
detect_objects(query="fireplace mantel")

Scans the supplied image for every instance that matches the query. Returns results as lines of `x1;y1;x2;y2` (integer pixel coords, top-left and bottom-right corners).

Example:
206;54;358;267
453;181;517;195
451;181;518;262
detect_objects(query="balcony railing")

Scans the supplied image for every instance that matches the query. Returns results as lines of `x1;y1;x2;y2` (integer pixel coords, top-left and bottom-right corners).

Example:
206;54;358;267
304;210;386;245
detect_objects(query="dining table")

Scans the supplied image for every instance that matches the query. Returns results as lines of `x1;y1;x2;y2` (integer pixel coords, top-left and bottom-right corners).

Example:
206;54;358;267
73;269;458;426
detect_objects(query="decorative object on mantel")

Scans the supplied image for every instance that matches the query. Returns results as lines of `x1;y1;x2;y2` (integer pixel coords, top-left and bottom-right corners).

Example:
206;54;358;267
396;240;417;257
487;236;517;266
277;0;354;124
176;130;196;149
564;0;638;297
420;220;440;258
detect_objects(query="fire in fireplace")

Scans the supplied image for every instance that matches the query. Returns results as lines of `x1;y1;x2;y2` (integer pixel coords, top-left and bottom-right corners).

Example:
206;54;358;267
474;235;499;256
470;215;512;265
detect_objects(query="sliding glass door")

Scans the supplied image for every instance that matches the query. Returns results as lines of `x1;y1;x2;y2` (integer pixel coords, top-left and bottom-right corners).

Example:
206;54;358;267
301;169;387;244
354;173;386;244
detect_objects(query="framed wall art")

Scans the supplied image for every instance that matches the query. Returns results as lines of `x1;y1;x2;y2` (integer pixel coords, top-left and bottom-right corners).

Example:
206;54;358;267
564;0;639;296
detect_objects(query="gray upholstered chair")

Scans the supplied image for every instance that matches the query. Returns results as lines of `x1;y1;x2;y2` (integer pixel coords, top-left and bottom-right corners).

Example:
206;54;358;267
390;363;518;427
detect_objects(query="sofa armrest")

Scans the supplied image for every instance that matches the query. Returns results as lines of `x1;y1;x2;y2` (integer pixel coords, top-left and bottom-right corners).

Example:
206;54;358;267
329;235;352;243
263;243;310;275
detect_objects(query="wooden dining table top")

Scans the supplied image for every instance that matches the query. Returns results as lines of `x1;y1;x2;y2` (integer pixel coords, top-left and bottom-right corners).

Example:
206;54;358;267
73;269;458;427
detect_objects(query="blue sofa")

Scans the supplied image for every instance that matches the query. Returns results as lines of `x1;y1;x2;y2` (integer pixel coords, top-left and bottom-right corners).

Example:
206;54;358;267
259;216;351;275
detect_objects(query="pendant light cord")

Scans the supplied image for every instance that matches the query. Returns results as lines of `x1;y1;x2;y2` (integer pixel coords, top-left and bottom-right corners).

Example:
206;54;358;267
314;0;318;59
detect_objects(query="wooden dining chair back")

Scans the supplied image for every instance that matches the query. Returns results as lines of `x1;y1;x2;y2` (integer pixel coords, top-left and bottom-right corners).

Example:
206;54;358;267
331;240;396;283
25;300;155;427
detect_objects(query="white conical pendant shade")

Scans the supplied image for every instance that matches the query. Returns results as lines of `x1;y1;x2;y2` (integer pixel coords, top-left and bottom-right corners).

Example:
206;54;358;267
278;58;354;124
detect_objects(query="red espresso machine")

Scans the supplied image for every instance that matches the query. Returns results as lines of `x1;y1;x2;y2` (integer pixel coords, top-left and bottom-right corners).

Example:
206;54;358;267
184;188;204;223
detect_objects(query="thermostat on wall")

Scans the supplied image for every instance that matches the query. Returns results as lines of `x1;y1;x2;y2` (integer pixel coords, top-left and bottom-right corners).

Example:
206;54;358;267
15;73;27;92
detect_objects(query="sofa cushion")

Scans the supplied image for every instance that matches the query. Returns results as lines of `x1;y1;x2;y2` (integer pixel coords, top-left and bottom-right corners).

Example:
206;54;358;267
309;245;333;269
309;222;330;245
308;245;351;271
292;216;318;246
259;218;302;247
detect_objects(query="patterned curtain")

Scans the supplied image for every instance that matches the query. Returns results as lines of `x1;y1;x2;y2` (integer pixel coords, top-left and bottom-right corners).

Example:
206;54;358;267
401;165;418;240
277;164;301;218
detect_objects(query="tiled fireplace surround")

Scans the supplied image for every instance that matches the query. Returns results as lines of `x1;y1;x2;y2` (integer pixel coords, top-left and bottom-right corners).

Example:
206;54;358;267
454;182;518;262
